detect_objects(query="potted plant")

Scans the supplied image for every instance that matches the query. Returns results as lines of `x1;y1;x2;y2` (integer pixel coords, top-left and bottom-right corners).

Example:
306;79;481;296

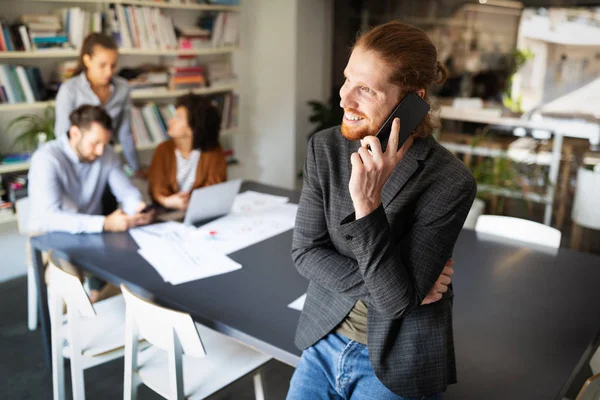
8;106;56;152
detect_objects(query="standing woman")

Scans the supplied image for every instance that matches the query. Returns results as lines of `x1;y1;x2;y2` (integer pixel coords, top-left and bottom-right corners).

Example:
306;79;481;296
54;32;141;175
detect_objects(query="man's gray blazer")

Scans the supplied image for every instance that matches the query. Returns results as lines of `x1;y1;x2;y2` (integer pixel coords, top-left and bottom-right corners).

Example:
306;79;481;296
291;126;477;397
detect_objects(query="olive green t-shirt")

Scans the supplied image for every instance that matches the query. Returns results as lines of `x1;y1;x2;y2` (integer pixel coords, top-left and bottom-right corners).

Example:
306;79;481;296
335;300;368;344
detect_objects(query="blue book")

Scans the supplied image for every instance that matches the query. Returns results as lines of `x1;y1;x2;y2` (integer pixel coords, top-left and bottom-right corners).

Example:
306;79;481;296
31;36;69;44
2;25;14;51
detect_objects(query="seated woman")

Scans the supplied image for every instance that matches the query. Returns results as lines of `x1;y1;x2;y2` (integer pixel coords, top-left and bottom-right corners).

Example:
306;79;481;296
148;94;227;211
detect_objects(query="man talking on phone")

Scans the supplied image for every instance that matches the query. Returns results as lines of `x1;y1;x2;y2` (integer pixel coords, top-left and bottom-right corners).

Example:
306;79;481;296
288;21;476;399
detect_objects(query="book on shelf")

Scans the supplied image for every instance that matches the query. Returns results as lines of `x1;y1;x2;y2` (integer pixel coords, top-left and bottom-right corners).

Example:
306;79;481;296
57;7;103;50
165;58;208;90
131;102;174;147
209;12;239;48
0;64;48;104
205;59;235;84
110;4;179;51
56;60;78;82
178;25;211;50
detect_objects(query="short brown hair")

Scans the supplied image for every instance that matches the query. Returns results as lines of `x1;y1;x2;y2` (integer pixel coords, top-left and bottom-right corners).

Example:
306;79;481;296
69;105;113;134
176;94;221;151
354;21;447;138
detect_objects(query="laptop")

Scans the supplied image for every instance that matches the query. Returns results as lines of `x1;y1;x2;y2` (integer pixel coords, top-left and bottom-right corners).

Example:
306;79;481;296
182;179;242;226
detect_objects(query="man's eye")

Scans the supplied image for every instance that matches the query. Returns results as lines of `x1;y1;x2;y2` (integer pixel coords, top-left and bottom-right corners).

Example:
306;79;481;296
361;87;371;93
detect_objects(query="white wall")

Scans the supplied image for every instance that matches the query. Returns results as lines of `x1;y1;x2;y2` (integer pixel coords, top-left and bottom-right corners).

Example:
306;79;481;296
234;0;332;190
295;0;333;189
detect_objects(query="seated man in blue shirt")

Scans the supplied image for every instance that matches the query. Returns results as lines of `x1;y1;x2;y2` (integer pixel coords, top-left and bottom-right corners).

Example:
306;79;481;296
28;104;153;300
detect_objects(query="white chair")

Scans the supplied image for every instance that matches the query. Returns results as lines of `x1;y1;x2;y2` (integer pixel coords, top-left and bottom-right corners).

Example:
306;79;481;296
121;283;272;400
15;197;37;331
576;373;600;400
48;262;131;400
463;198;485;230
475;215;561;248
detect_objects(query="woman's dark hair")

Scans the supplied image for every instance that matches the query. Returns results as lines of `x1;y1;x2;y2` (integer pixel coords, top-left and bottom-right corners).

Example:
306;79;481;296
176;94;222;151
67;105;113;137
73;33;119;77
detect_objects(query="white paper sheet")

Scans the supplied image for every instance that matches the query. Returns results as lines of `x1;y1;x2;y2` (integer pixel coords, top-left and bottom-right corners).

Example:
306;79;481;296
288;294;306;311
130;222;242;284
231;191;289;214
188;203;298;255
138;246;242;285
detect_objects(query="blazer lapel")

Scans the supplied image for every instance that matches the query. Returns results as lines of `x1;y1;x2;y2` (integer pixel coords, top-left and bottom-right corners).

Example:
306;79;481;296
381;136;434;208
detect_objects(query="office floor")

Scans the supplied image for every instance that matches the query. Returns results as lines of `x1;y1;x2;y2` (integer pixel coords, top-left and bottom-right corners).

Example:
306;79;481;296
0;276;295;400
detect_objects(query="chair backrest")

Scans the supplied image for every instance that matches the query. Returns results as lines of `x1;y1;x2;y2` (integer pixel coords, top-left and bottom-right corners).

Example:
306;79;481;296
463;198;485;230
15;197;30;234
577;373;600;400
121;284;206;358
475;215;561;248
572;167;600;230
48;262;95;318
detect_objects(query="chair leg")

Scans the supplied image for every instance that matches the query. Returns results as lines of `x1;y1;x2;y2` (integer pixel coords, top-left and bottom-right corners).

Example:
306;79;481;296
50;288;65;400
124;309;140;400
27;264;38;331
67;309;86;400
253;371;265;400
70;364;86;400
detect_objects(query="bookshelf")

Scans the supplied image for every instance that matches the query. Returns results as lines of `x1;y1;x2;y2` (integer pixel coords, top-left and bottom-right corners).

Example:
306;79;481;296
17;0;240;12
0;46;238;59
0;0;242;214
0;162;30;174
0;81;238;111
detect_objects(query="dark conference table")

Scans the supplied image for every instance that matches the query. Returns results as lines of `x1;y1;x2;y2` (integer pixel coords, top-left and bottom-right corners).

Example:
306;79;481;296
30;181;600;399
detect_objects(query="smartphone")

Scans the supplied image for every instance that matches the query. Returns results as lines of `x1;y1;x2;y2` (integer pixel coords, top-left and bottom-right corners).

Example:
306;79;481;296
140;204;155;214
372;92;431;152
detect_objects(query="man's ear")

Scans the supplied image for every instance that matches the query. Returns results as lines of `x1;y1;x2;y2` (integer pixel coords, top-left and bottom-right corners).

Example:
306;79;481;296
417;89;425;99
69;125;81;141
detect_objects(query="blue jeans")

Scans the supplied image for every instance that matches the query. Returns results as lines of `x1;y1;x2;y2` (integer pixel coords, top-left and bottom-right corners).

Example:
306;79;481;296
287;332;443;400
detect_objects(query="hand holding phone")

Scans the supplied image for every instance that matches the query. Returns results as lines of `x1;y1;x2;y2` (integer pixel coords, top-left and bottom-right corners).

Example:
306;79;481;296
370;92;430;153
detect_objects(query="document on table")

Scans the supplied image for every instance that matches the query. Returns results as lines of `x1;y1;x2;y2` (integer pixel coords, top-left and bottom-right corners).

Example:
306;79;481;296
231;190;290;214
130;222;242;285
288;293;306;311
189;203;298;255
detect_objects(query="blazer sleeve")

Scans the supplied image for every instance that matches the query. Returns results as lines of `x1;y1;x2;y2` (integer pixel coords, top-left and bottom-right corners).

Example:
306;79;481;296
338;172;477;319
148;143;173;201
291;135;372;302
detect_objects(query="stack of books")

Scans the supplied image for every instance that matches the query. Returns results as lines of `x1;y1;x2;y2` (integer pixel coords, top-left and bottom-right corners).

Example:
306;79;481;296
167;57;206;90
55;60;78;82
0;65;48;104
169;65;206;90
178;26;211;50
205;60;235;84
125;65;170;93
20;14;69;51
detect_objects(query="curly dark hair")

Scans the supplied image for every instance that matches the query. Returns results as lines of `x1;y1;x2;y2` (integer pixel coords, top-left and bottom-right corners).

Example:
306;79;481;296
175;94;221;151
